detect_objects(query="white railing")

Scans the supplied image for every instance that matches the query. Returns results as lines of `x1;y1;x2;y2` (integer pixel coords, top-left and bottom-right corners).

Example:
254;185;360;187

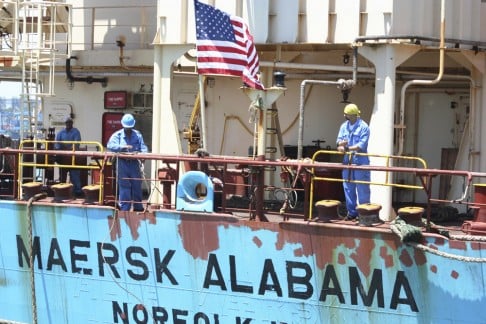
71;5;157;50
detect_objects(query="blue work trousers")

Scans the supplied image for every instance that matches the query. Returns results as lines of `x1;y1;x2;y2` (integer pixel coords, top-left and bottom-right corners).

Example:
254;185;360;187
117;159;144;211
342;168;370;217
61;169;82;195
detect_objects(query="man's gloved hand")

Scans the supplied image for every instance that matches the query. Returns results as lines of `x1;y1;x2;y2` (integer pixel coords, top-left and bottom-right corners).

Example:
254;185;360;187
122;145;133;152
337;140;348;153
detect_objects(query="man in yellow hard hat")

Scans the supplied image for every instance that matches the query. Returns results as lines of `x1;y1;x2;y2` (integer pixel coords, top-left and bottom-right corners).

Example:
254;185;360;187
336;103;370;220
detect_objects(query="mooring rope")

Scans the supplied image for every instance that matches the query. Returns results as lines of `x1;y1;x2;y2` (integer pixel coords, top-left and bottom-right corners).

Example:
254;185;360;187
447;233;486;242
26;192;47;324
100;208;154;322
0;319;29;324
390;221;486;263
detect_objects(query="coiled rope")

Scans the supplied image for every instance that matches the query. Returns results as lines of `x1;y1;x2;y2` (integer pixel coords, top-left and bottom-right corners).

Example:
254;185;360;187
390;219;486;263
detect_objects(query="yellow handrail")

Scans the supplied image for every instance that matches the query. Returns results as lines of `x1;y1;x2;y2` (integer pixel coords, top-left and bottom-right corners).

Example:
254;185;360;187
308;150;428;220
18;139;106;203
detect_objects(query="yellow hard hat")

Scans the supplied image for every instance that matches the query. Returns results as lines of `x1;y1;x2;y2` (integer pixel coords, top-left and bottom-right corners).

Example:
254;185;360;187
344;103;360;115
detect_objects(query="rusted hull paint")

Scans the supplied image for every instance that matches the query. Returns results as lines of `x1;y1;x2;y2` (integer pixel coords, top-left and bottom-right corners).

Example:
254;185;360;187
0;201;485;323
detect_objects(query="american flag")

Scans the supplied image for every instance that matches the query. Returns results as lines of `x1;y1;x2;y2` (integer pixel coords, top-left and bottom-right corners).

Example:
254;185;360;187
194;0;264;90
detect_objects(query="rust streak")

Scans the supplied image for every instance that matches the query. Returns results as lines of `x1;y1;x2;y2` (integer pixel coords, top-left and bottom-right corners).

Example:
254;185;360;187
110;211;157;241
108;215;121;241
123;212;144;240
337;252;345;265
380;246;394;268
471;241;486;250
449;240;467;250
253;236;262;248
451;270;459;279
349;235;374;277
178;214;221;260
399;249;413;267
434;237;446;246
294;247;304;257
413;248;427;266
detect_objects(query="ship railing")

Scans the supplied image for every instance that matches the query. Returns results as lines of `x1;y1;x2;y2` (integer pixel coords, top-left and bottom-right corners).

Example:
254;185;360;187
308;150;428;219
18;139;106;202
152;152;486;228
4;146;486;230
71;4;157;50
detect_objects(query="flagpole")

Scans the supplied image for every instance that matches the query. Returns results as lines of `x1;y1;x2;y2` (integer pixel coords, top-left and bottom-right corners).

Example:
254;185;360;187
198;74;207;150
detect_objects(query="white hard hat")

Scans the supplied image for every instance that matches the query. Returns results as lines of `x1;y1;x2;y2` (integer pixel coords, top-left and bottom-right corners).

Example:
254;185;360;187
121;114;135;128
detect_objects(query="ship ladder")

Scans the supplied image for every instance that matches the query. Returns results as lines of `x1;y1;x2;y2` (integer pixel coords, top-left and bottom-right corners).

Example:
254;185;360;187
17;1;72;140
264;103;298;212
15;1;72;185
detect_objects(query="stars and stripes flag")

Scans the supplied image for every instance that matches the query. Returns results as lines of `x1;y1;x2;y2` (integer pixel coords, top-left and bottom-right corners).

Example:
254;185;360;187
194;0;265;90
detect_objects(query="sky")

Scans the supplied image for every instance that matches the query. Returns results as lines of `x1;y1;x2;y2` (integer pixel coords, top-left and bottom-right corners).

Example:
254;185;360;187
0;80;21;98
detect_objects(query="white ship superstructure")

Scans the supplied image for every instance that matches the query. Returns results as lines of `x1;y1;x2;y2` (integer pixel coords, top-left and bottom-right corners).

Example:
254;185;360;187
0;0;484;217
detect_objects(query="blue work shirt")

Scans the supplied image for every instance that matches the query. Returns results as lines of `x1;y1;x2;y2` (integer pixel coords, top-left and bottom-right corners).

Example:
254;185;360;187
107;128;148;154
54;127;81;150
336;118;370;165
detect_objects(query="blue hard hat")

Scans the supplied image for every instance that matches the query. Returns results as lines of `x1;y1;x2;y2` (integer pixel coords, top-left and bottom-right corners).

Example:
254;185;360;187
121;113;135;128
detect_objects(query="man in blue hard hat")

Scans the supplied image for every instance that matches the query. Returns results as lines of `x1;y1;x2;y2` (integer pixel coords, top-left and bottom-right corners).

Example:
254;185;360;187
107;113;148;211
336;103;370;221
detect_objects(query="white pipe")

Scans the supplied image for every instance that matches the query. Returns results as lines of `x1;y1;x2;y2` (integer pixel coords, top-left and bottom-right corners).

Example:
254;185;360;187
260;61;374;74
404;88;469;93
198;75;207;150
297;78;354;159
397;0;446;155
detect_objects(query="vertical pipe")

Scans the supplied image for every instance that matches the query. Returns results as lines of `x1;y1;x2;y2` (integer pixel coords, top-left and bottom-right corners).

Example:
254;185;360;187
90;8;95;50
256;97;265;220
397;0;445;155
297;81;306;159
199;75;207;150
180;0;188;43
257;97;266;158
298;79;352;159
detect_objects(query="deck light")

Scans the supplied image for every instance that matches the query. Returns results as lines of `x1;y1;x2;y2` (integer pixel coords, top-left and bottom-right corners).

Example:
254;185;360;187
273;71;286;88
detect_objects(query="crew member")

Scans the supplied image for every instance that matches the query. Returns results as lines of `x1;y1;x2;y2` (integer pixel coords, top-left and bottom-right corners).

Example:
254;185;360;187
55;117;83;196
107;113;148;211
336;103;370;220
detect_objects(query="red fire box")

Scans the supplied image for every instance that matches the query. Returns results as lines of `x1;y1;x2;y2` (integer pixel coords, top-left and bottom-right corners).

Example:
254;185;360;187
102;112;124;146
104;91;128;109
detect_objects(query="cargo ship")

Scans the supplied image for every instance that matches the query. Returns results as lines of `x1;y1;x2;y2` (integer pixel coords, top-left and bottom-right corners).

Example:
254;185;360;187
0;0;485;323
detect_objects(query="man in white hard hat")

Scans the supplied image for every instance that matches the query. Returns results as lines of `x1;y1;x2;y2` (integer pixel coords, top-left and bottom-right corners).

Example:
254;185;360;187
336;103;370;221
107;114;148;211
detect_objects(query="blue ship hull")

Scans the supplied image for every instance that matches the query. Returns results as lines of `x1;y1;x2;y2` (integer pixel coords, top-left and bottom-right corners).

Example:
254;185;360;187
0;200;484;324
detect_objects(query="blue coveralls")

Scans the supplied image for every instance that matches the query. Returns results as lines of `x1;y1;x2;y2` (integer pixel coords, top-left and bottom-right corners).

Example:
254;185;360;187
336;118;371;218
107;128;148;211
55;127;82;195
